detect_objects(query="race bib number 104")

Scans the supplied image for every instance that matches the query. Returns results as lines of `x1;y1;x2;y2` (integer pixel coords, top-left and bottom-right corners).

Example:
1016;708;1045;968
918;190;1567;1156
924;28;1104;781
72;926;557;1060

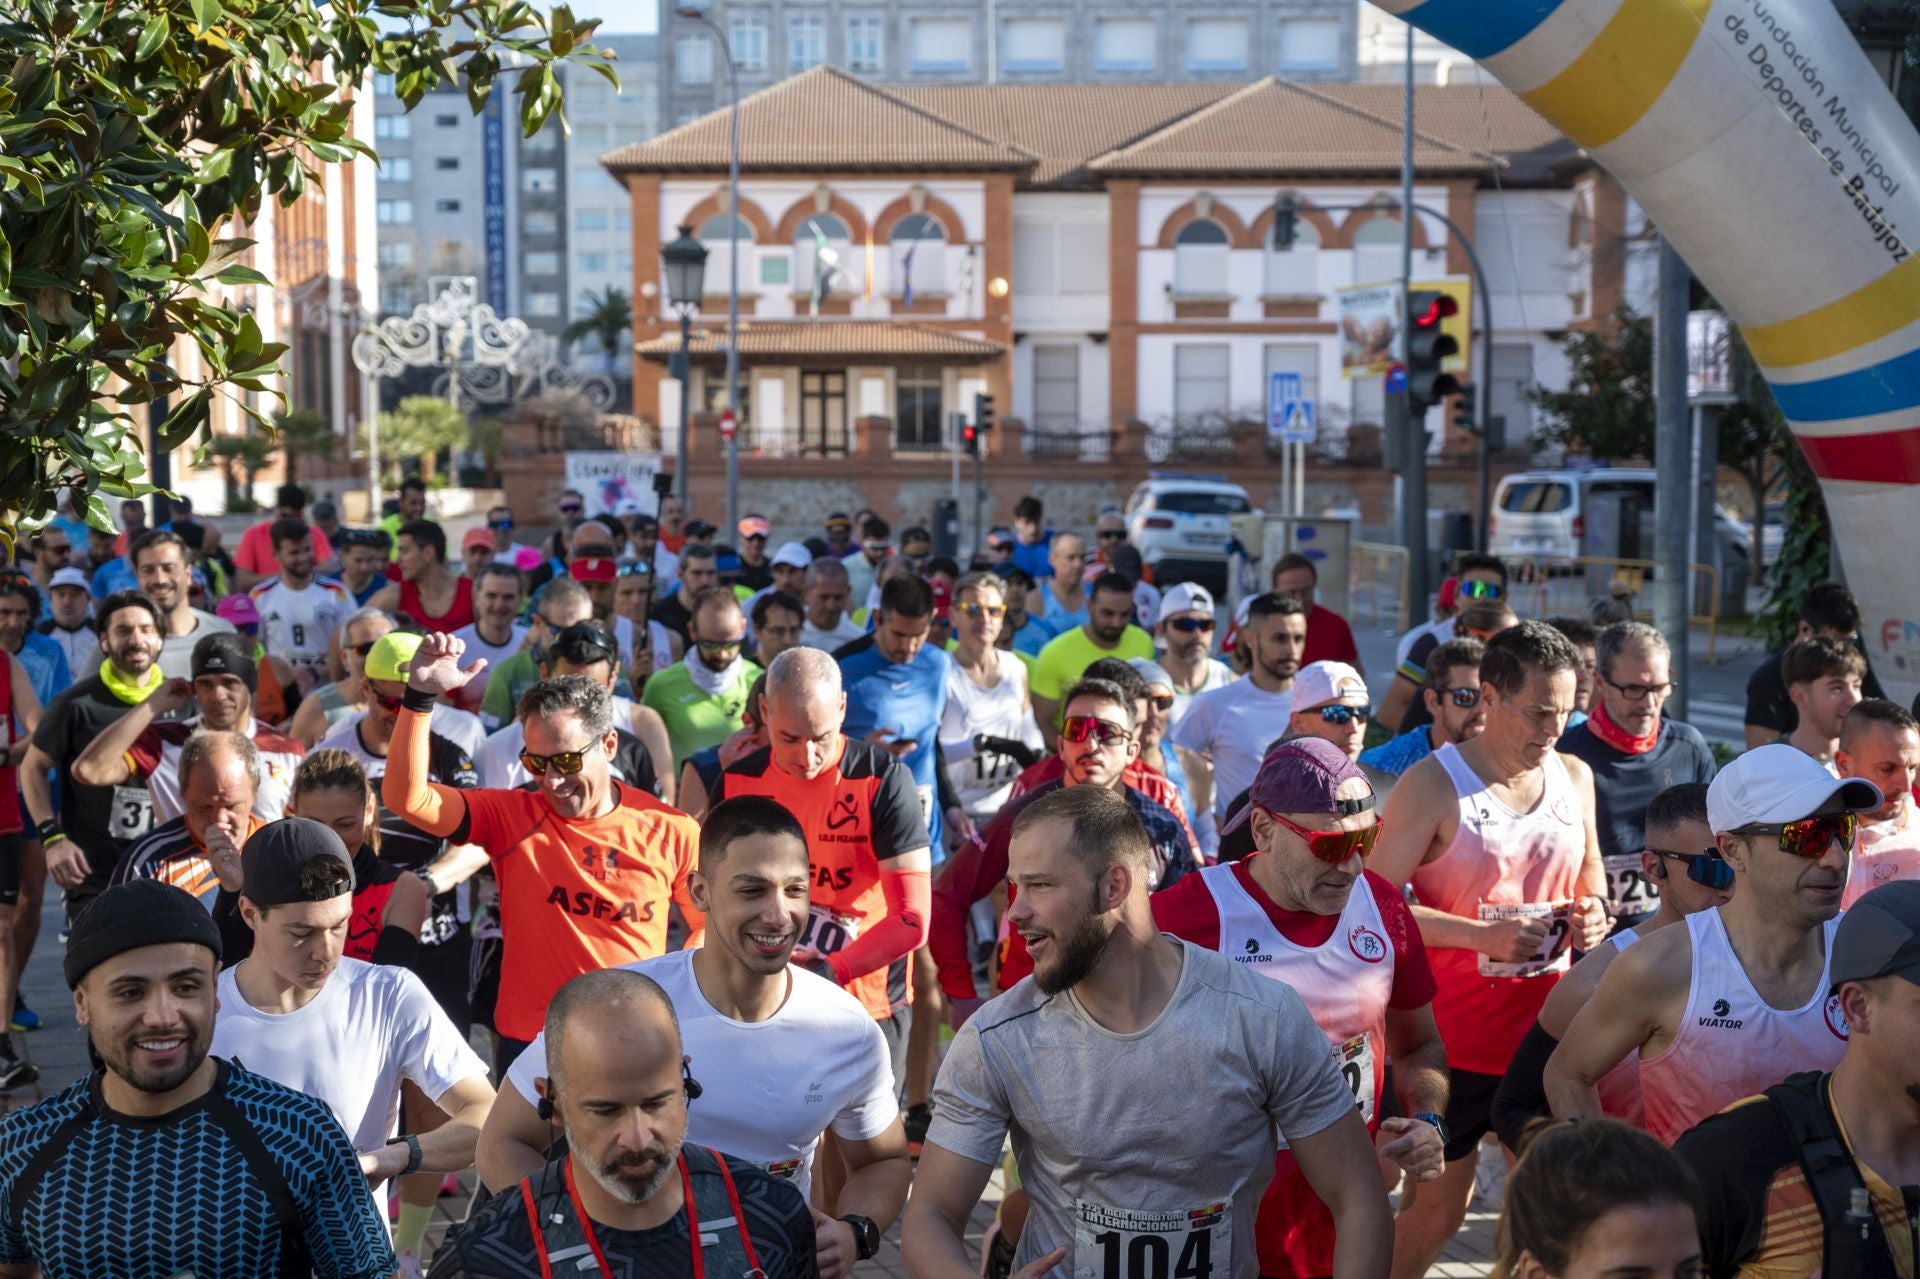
1073;1200;1228;1279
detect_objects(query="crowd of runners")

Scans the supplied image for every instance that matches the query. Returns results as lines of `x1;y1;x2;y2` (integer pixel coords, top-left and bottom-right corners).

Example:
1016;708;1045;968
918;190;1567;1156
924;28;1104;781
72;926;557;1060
0;484;1912;1279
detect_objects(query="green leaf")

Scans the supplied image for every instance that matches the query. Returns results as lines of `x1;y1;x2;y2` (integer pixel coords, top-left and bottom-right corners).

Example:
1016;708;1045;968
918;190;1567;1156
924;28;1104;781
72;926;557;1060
134;13;170;60
154;388;212;451
188;0;219;32
550;4;573;55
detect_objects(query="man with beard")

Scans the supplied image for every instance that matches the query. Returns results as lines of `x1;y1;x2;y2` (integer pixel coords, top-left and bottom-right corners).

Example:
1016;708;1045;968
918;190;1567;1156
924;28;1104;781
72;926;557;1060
1558;622;1716;932
1151;737;1447;1279
24;590;168;923
447;562;526;718
906;784;1392;1279
478;797;910;1279
0;577;69;706
1359;638;1486;784
435;968;816;1278
649;542;719;647
1282;661;1373;761
1836;699;1920;905
0;878;395;1279
800;557;865;652
930;677;1202;1025
641;588;761;770
1029;572;1154;743
72;633;306;823
1171;592;1308;831
367;523;474;636
249;519;353;694
387;636;702;1078
234;482;340;591
85;531;236;685
1546;745;1874;1142
1155;583;1233;727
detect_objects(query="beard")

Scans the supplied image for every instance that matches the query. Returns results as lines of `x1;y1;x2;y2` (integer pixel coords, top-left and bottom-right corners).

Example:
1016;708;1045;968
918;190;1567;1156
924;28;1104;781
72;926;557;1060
581;1137;684;1205
1029;897;1114;995
96;1018;211;1096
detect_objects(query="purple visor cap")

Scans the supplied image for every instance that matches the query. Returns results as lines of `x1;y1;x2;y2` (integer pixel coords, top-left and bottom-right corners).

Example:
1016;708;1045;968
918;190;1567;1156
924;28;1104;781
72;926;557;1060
1219;735;1375;838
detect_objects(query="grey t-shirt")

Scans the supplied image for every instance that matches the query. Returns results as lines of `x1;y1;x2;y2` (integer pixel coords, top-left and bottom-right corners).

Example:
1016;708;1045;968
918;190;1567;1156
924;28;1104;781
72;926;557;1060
83;609;236;682
927;939;1355;1279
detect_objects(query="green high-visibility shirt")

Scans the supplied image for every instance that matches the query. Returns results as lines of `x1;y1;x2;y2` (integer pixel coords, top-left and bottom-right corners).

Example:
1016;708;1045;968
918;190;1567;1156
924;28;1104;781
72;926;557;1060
639;659;763;768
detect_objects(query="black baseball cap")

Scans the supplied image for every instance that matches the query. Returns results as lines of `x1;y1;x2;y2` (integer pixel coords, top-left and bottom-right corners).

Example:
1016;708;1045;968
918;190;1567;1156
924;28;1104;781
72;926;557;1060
1830;880;1920;991
239;818;356;908
192;631;258;692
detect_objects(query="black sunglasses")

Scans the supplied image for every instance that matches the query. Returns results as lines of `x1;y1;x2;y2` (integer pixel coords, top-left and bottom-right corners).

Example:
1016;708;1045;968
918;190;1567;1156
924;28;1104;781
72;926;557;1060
1648;847;1734;890
1167;616;1214;634
1098;530;1127;541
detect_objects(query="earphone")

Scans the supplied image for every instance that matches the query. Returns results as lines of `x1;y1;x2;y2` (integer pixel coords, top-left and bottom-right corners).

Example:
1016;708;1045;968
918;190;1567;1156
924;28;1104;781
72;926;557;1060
538;1061;703;1120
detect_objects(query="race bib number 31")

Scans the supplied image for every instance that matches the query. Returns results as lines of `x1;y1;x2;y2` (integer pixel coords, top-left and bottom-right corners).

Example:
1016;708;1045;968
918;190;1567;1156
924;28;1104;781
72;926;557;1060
111;785;156;840
1477;900;1573;979
1074;1201;1227;1279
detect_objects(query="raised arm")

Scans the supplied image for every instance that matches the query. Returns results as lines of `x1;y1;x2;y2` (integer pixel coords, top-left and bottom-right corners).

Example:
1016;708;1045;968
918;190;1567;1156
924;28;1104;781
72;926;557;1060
380;632;489;840
71;678;190;788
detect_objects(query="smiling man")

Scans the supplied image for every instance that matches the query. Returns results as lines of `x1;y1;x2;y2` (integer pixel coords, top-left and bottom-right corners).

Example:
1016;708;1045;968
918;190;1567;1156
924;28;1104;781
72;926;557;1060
477;796;910;1279
1029;572;1155;745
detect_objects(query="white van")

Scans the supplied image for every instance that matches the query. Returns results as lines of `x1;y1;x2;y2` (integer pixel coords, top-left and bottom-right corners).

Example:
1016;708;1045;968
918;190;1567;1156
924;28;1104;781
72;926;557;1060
1488;468;1750;563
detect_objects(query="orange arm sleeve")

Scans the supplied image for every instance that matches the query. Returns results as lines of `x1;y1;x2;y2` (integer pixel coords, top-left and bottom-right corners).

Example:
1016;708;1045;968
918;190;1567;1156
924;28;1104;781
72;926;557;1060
381;706;470;840
828;866;932;987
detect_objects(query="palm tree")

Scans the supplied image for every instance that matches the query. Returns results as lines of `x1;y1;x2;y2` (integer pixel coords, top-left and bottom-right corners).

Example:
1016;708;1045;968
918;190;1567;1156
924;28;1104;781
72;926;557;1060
563;287;633;373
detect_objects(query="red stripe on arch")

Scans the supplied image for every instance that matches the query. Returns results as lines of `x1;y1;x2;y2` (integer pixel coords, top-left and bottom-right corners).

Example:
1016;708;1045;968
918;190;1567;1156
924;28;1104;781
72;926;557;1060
1795;425;1920;485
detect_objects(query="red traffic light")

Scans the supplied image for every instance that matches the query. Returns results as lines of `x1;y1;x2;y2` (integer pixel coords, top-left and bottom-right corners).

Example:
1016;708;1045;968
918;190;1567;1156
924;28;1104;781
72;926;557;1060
1413;294;1459;328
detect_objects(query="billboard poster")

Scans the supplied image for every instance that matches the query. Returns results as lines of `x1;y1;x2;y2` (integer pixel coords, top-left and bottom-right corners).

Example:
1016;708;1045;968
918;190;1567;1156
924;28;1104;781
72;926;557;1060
564;452;662;513
1337;277;1473;378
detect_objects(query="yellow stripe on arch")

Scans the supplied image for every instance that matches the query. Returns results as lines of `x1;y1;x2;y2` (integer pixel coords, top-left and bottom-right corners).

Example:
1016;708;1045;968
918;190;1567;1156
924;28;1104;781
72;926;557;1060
1519;0;1710;150
1743;253;1920;369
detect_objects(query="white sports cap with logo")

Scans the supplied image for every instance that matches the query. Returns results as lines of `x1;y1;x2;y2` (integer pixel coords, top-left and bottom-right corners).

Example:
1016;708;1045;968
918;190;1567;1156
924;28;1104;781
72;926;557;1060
771;541;813;570
1155;582;1214;625
1290;661;1368;713
1705;742;1882;834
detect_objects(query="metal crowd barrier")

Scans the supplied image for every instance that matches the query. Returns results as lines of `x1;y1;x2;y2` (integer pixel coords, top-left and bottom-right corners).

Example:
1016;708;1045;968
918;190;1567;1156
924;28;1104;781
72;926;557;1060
1495;555;1721;662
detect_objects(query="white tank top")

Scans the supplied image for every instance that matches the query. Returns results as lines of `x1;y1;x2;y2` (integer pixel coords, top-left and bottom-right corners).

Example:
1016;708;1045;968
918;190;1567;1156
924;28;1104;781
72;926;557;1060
1639;909;1849;1144
1595;927;1643;1125
1199;863;1395;1129
941;650;1044;817
1844;799;1920;907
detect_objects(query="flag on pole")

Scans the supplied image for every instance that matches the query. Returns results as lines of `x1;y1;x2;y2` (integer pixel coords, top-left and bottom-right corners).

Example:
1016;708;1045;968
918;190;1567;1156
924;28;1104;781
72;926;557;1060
901;242;917;309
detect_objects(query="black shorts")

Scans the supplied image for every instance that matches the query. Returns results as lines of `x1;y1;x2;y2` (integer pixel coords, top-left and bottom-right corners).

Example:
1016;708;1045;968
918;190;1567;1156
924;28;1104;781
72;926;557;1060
412;933;473;1038
1441;1067;1504;1163
877;1006;911;1104
0;834;20;908
468;936;503;1034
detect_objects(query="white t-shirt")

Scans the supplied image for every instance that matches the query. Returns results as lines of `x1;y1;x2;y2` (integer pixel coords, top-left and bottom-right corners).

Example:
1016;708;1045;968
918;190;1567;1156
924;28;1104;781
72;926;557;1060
940;650;1044;817
1162;657;1237;729
476;695;644;790
1168;676;1296;820
211;957;486;1154
248;575;353;682
450;622;529;679
801;615;867;653
506;949;897;1197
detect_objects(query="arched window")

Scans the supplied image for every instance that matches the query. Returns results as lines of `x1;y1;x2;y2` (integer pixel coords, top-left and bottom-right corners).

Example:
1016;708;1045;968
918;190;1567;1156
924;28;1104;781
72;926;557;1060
1174;218;1230;295
794;212;854;296
1264;219;1320;296
698;212;753;294
891;212;947;298
1351;214;1401;285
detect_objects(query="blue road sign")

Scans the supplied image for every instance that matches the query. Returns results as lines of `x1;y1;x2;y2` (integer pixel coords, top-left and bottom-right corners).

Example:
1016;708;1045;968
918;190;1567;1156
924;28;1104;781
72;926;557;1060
1385;363;1408;395
1270;371;1315;444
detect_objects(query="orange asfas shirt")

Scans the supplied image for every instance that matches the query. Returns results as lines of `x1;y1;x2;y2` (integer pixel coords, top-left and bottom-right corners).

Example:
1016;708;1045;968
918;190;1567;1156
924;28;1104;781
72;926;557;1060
459;782;701;1041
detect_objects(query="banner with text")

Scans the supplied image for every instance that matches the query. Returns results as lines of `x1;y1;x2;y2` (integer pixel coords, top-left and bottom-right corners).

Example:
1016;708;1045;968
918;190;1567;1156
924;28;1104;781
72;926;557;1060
564;452;663;514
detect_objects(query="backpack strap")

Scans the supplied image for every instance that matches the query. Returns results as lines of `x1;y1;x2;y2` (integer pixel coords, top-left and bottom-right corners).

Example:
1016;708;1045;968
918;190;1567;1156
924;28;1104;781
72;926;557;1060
1766;1071;1895;1279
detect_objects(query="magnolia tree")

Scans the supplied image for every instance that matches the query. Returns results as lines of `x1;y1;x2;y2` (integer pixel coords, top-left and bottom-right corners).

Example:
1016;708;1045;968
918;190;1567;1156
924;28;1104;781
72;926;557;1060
0;0;612;544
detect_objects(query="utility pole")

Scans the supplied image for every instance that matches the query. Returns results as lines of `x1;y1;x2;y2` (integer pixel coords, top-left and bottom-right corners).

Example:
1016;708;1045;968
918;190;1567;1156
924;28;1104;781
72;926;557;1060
1654;237;1691;720
1397;22;1428;608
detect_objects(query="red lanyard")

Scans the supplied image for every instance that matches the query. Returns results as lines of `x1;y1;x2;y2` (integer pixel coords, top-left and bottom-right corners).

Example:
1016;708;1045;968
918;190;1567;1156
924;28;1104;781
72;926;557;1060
523;1152;762;1279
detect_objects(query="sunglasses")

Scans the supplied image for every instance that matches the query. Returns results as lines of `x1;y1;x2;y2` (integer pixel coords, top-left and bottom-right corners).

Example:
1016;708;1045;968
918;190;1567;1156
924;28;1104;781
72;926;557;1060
1259;807;1381;864
1433;685;1481;708
488;518;514;531
1315;703;1371;725
1098;530;1126;541
519;740;603;777
559;503;583;515
696;635;746;654
1648;847;1735;891
1147;693;1175;713
1167;616;1215;634
1060;715;1132;748
1601;674;1674;701
1459;580;1504;600
371;689;405;712
1734;812;1857;859
957;601;1006;620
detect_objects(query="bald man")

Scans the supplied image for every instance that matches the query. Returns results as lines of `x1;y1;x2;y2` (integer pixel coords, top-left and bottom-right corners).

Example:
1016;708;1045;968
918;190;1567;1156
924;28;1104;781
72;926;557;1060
428;969;816;1278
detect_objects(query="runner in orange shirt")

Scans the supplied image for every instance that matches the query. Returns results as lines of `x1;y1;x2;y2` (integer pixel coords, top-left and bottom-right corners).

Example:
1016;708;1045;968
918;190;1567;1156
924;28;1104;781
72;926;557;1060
380;630;702;1077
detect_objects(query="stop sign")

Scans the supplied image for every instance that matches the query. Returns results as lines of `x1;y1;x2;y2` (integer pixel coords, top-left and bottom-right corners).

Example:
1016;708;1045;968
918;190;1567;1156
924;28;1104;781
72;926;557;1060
719;410;737;441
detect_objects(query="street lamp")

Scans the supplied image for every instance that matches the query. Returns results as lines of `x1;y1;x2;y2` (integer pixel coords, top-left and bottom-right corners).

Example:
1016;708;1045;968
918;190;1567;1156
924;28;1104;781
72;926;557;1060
676;0;742;533
661;223;708;506
1272;189;1498;552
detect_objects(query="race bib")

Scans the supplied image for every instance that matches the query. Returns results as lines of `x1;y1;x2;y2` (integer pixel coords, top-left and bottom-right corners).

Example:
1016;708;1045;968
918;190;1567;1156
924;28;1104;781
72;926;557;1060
1603;852;1659;916
111;785;155;840
1477;900;1573;978
972;749;1020;787
1073;1201;1228;1279
1336;1032;1377;1124
798;904;862;957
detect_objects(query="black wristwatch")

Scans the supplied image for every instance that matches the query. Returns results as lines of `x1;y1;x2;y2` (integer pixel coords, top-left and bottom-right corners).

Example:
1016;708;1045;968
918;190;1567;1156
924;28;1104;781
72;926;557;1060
401;1133;423;1176
1413;1112;1450;1146
839;1214;880;1261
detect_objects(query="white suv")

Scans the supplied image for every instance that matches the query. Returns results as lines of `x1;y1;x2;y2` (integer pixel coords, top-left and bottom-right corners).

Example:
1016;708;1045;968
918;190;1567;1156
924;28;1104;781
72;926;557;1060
1124;475;1256;592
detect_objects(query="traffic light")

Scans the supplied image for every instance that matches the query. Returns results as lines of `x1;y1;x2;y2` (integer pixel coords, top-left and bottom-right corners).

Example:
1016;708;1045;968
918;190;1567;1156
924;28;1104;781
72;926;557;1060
963;422;979;455
1451;384;1476;435
1406;290;1461;417
972;393;994;457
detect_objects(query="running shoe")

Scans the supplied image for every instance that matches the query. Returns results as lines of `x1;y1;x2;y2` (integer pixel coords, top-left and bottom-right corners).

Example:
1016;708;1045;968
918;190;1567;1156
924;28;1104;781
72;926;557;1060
10;998;39;1034
0;1056;36;1090
439;1171;462;1198
905;1102;933;1158
395;1249;424;1279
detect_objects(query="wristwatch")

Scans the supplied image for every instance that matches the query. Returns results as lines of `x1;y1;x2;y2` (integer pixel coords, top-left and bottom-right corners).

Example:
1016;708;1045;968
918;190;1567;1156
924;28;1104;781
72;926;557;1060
416;866;440;898
1412;1112;1450;1146
401;1133;423;1176
839;1214;880;1261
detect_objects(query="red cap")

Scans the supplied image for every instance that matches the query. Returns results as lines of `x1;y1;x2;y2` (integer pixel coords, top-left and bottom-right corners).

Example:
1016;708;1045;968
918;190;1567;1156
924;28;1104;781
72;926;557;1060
569;557;616;583
462;527;494;551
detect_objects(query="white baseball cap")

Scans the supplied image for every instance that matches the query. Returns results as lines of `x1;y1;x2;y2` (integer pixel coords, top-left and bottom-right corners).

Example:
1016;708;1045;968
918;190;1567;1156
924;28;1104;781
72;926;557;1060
48;567;90;591
771;541;813;570
1706;743;1883;835
1290;661;1368;712
1156;581;1214;624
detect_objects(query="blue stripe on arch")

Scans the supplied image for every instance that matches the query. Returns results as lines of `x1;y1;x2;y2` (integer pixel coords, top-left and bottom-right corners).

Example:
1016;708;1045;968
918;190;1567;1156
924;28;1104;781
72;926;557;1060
1769;346;1920;423
1399;0;1568;61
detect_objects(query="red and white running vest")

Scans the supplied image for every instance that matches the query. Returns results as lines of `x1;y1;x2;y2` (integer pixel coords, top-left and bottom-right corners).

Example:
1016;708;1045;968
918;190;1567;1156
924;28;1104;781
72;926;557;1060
1594;927;1644;1127
1844;798;1920;908
1410;743;1586;1076
1639;908;1848;1145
